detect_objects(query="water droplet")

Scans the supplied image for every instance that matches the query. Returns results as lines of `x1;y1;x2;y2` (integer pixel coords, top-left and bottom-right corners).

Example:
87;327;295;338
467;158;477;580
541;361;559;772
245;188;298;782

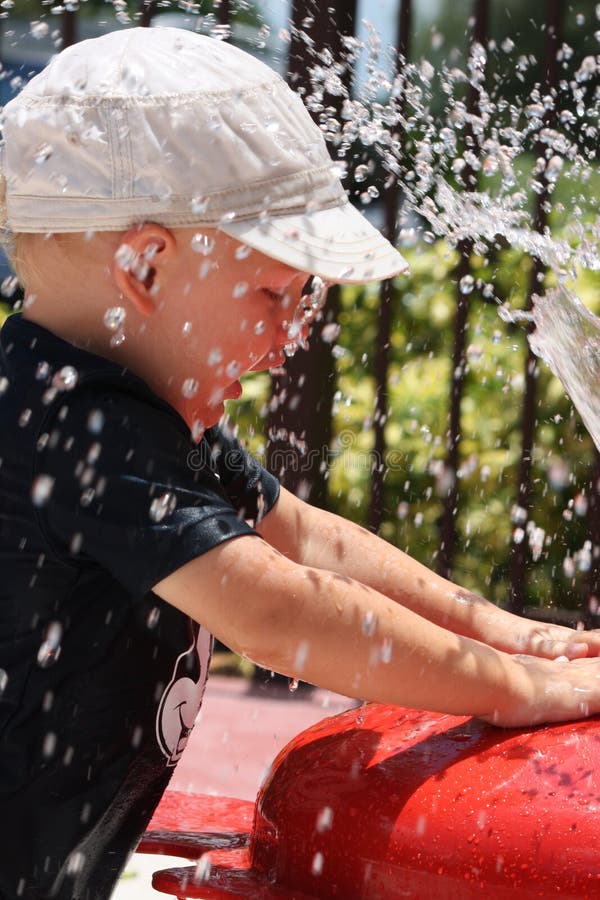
149;492;177;523
311;851;324;875
103;306;126;332
80;488;95;508
482;155;499;176
233;281;248;298
321;323;341;343
194;853;212;882
316;806;333;832
354;164;369;182
1;275;18;298
42;731;57;758
381;637;393;663
191;195;209;214
110;331;126;348
234;244;252;260
37;621;63;668
362;610;377;636
226;361;241;378
18;408;32;428
87;409;105;434
51;365;78;391
191;233;215;256
114;244;137;272
146;607;160;629
182;378;199;399
0;668;8;695
254;320;266;335
35;361;50;381
208;348;222;366
466;343;483;362
288;678;299;692
31;474;55;507
459;274;475;294
86;442;101;465
191;419;205;442
34;142;53;164
41;387;58;406
66;852;85;877
578;545;592;572
182;321;193;336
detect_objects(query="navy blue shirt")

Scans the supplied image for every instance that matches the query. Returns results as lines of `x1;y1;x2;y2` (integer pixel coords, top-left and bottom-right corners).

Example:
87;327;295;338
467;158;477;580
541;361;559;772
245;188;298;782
0;314;279;899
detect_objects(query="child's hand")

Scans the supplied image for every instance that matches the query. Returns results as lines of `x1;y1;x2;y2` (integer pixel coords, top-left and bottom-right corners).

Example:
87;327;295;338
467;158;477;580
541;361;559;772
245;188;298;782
475;611;600;661
481;654;600;728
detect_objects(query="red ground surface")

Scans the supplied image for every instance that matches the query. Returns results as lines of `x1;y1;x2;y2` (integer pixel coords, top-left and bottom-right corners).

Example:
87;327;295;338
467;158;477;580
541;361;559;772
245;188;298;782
170;674;357;800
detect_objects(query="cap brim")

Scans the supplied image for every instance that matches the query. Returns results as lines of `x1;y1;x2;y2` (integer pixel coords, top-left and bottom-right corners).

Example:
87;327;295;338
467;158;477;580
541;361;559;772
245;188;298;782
220;200;409;284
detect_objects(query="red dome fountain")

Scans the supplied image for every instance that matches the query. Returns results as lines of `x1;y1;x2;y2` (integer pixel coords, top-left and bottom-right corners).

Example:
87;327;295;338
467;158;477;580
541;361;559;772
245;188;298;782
143;704;600;899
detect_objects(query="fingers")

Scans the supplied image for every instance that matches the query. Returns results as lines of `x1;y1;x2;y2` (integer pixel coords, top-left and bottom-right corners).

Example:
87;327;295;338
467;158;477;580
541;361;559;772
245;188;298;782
533;638;589;660
561;641;590;660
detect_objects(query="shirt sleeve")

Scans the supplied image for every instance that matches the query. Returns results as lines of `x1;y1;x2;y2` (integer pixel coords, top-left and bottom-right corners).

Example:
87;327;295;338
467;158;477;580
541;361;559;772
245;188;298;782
33;383;280;597
200;423;279;523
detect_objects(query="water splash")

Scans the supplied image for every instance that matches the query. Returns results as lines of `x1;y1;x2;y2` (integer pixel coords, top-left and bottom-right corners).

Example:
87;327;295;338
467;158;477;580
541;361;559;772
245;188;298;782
530;286;600;452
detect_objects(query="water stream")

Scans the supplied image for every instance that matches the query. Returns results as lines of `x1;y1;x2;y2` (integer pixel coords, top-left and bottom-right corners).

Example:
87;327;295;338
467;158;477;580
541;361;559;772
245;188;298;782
530;287;600;454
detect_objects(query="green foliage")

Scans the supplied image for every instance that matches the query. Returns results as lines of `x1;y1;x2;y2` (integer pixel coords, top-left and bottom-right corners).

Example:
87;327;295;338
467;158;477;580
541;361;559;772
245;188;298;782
230;240;600;614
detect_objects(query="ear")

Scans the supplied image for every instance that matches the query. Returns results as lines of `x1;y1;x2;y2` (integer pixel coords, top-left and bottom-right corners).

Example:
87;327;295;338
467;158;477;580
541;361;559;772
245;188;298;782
112;223;177;317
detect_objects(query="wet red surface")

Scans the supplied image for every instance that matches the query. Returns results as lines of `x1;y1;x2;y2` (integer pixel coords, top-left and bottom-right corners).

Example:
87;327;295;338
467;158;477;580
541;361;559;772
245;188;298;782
252;705;600;899
147;698;600;899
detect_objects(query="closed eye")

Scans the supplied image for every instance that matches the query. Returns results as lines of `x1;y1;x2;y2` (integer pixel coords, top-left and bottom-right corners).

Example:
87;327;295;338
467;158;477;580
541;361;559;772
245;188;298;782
263;288;283;303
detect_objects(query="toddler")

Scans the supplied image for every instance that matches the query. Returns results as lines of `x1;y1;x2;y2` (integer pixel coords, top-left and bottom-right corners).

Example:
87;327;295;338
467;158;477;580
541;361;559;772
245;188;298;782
1;27;600;900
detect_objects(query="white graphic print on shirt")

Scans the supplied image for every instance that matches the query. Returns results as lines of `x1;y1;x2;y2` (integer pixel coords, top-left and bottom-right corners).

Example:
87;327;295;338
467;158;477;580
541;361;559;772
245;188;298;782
155;622;212;766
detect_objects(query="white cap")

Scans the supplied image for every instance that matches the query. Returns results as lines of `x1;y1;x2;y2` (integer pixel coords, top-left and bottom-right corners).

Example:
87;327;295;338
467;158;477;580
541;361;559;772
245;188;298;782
0;27;409;284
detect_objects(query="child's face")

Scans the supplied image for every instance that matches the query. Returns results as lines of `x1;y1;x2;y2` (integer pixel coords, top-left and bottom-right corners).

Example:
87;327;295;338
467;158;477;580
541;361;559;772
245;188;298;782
160;229;312;428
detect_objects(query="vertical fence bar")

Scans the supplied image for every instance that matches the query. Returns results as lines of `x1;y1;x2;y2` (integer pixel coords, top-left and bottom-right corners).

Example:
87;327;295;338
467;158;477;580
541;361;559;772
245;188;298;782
437;0;489;579
267;0;356;508
217;0;231;29
139;1;157;28
61;9;77;48
508;0;562;615
367;0;412;533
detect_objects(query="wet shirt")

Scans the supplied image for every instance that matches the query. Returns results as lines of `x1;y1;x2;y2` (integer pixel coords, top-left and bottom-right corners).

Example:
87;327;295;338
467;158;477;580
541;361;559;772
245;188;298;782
0;314;279;899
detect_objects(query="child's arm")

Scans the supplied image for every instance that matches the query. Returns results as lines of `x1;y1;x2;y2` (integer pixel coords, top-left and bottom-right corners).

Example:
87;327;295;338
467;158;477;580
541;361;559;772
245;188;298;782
256;487;600;661
153;533;600;728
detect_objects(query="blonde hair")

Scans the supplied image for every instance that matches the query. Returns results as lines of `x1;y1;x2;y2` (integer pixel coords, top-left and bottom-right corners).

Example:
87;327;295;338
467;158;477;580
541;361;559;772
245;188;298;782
0;175;18;278
1;177;121;294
